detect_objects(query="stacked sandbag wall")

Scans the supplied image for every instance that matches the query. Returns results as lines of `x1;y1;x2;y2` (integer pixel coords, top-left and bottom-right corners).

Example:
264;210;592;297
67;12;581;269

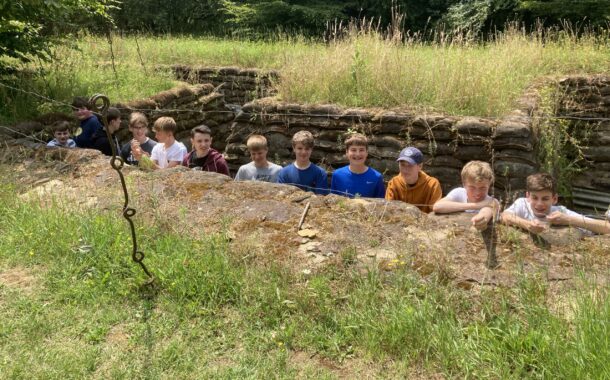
555;76;610;211
170;65;279;105
224;100;538;198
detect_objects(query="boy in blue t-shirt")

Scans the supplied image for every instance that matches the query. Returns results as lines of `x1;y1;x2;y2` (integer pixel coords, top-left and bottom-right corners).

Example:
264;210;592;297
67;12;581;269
330;133;385;198
277;130;329;194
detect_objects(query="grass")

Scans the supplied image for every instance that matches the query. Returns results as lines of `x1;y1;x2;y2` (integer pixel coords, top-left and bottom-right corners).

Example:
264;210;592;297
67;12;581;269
1;24;610;125
1;176;609;378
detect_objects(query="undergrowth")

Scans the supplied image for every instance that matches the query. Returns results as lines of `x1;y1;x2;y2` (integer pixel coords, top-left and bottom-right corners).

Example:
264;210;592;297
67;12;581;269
0;177;609;378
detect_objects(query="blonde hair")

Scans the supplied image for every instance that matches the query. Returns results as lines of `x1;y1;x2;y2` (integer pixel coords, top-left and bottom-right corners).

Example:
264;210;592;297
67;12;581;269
461;161;494;184
129;112;148;129
153;117;177;134
292;130;314;148
246;134;268;151
344;133;368;149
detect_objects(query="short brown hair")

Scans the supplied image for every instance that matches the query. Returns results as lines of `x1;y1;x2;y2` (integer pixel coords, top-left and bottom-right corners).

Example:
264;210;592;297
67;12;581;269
191;124;212;138
129;112;148;129
292;130;314;148
345;133;368;149
246;134;268;151
461;161;494;184
106;107;121;123
153;117;177;134
526;173;556;193
51;120;72;133
71;96;90;110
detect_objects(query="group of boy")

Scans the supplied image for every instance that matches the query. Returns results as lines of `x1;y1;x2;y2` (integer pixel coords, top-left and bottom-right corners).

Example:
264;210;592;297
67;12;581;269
48;102;610;236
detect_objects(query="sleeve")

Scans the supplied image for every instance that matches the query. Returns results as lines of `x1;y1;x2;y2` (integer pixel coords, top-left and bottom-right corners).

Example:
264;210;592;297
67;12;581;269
385;178;398;200
330;171;340;196
315;168;329;195
47;140;56;147
504;198;528;219
67;140;76;148
168;145;187;162
235;166;244;181
182;151;191;167
374;175;386;198
216;156;230;176
74;118;101;148
444;188;464;202
150;145;160;163
120;143;131;161
429;179;443;204
277;167;287;184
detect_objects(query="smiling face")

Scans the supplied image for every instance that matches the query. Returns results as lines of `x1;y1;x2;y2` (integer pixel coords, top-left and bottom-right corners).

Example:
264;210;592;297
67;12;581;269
464;179;491;203
54;129;70;145
399;161;421;185
526;189;558;217
129;121;148;140
293;142;312;166
74;107;92;121
249;148;268;167
346;145;367;167
191;132;212;156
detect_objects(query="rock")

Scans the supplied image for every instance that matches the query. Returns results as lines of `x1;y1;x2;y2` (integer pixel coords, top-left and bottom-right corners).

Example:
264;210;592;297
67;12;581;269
298;229;318;238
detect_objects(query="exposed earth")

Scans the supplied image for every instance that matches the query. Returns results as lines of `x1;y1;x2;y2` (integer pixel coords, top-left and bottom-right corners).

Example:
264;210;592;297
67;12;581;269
2;142;609;295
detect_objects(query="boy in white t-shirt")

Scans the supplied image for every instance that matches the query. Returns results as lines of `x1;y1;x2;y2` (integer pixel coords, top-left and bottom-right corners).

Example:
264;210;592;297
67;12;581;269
149;117;187;170
502;173;610;235
432;161;499;231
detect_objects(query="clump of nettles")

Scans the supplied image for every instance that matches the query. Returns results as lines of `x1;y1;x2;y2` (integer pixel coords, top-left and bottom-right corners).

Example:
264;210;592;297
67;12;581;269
139;155;154;171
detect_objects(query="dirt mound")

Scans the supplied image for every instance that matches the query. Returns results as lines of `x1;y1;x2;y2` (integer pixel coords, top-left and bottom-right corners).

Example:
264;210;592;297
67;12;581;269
2;144;609;289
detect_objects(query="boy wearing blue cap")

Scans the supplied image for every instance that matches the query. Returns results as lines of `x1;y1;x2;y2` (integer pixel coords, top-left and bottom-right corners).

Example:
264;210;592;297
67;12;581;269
385;147;442;213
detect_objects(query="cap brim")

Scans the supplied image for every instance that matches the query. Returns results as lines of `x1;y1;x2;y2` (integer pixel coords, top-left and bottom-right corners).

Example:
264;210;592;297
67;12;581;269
397;157;418;165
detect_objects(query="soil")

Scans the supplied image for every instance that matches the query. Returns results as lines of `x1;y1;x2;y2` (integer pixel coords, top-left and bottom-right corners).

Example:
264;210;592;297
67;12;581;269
2;143;610;292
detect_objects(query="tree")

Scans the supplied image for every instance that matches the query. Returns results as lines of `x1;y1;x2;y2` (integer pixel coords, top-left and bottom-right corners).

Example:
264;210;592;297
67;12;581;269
519;0;610;27
0;0;114;64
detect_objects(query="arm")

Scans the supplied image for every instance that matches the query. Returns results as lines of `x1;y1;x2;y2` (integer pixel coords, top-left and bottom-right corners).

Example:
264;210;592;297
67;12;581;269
216;157;230;176
385;178;398;201
433;197;494;214
315;169;329;195
546;211;610;235
374;177;386;199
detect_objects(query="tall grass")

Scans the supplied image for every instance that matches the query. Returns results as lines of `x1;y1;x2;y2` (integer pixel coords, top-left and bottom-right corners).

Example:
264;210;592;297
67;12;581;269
1;23;609;125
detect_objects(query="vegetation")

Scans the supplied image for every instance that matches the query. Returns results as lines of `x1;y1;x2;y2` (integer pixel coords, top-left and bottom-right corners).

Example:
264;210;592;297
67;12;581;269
1;177;609;378
2;23;610;124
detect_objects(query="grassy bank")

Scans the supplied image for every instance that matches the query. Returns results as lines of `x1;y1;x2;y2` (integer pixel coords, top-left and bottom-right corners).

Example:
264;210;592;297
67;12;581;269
2;26;610;125
1;177;609;379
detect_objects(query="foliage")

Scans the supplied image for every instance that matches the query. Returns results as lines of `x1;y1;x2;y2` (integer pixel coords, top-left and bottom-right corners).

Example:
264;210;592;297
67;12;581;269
0;0;115;65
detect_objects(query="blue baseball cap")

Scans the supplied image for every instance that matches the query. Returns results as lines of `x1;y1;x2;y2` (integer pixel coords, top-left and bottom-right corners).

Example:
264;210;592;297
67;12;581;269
396;147;423;165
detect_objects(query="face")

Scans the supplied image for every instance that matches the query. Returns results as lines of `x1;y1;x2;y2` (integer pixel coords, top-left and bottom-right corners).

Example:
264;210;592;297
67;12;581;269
293;143;312;163
464;180;491;203
154;129;169;143
526;190;558;217
346;145;367;166
399;161;422;185
108;117;122;134
249;148;268;165
129;122;148;139
191;132;212;154
74;107;91;121
54;130;70;144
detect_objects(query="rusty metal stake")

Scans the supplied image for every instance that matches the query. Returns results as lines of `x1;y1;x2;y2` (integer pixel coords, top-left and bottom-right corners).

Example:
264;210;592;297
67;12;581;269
89;94;154;283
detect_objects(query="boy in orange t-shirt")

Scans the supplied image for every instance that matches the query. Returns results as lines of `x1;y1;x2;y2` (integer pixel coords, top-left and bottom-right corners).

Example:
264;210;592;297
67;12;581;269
385;147;442;213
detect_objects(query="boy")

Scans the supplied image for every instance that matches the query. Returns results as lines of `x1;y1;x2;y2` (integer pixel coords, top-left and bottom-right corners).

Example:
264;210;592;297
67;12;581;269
432;160;498;231
120;112;157;166
72;96;103;149
330;133;385;198
277;130;329;194
502;173;610;235
91;107;122;156
182;125;230;176
385;146;442;213
47;121;76;148
149;117;187;169
235;135;282;182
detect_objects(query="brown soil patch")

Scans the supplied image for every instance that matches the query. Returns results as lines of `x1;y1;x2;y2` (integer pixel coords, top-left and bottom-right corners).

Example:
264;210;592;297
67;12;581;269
0;266;39;295
2;144;610;296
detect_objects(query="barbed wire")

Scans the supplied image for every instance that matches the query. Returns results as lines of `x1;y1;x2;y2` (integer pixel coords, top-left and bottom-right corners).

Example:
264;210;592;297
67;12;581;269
2;81;610;122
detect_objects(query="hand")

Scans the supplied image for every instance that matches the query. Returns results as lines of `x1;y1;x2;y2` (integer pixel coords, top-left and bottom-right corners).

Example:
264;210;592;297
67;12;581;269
546;211;571;226
471;213;490;231
527;219;548;234
474;198;494;210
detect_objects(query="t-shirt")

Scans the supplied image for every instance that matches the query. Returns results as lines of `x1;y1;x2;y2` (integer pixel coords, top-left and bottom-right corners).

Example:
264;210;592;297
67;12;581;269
277;163;329;195
235;162;282;182
385;171;442;213
120;138;157;166
47;139;76;148
150;141;187;169
504;197;586;221
330;166;385;198
444;187;493;213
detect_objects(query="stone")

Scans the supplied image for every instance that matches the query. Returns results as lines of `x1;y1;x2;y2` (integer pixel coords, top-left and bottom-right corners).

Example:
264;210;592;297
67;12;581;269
298;229;318;238
454;117;493;136
494;160;536;178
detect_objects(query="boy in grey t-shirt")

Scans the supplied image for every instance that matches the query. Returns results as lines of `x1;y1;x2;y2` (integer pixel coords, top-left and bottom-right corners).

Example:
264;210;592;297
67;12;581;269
235;135;281;182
